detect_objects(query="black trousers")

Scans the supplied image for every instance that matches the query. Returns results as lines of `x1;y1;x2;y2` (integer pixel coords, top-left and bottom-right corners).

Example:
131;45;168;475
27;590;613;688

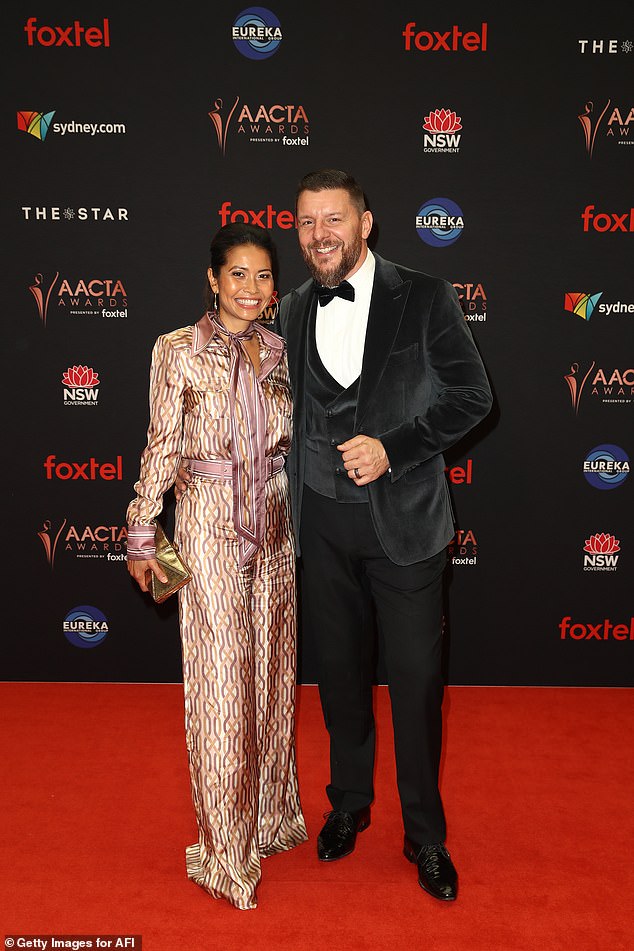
299;485;448;846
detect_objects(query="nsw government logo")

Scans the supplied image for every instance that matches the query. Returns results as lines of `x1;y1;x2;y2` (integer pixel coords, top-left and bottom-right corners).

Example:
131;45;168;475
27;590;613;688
62;365;100;406
422;108;462;153
583;533;620;572
232;7;282;60
583;444;630;490
416;198;464;247
63;605;109;648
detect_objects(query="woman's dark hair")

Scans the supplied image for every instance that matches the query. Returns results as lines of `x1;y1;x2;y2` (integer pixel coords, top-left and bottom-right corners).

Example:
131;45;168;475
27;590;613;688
203;222;279;310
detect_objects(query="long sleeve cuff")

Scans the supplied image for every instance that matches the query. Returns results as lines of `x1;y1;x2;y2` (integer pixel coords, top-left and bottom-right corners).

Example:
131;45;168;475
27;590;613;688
127;524;156;560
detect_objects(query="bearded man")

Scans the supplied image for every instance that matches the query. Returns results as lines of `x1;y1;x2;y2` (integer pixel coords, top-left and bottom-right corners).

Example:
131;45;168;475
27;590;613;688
279;168;491;901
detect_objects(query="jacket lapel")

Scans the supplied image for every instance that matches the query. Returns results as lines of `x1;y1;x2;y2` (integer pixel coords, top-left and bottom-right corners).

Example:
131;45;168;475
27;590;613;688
356;254;411;428
283;279;314;399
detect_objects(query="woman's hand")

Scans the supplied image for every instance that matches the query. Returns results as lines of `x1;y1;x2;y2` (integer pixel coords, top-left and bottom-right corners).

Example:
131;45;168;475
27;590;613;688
127;558;167;593
174;463;191;502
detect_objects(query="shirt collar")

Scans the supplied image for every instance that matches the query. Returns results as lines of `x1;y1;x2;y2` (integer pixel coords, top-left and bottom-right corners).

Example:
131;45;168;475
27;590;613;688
346;248;375;296
191;312;285;372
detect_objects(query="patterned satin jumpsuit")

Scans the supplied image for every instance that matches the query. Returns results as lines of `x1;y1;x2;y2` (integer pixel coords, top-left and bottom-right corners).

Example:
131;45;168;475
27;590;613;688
126;315;307;909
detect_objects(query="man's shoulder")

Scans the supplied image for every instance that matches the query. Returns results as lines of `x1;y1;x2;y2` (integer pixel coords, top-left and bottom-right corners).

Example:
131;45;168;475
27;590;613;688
281;276;313;306
374;252;448;291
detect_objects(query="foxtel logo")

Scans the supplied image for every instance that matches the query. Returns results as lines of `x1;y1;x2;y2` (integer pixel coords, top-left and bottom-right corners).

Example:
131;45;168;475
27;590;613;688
218;201;295;229
559;616;634;640
43;454;122;480
581;205;634;232
24;17;110;47
403;22;487;52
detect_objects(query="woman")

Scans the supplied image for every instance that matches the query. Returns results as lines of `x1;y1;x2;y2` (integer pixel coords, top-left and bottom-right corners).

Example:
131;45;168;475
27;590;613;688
126;223;307;910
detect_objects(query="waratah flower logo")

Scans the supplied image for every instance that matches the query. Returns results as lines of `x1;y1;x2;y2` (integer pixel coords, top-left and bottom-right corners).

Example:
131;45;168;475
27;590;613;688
62;366;100;387
583;533;620;554
423;109;462;133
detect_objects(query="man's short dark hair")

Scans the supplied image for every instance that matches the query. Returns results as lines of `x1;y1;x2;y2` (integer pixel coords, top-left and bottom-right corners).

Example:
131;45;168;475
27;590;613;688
296;169;368;216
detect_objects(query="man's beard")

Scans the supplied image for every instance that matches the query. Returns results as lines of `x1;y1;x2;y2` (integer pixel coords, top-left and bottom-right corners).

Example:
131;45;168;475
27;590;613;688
301;233;363;287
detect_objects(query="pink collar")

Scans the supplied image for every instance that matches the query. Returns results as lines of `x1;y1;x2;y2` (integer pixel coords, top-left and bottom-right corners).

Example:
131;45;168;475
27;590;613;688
191;312;285;379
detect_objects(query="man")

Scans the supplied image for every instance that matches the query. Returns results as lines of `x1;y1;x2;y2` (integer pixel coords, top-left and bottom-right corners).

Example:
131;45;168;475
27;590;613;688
178;169;492;901
280;169;491;903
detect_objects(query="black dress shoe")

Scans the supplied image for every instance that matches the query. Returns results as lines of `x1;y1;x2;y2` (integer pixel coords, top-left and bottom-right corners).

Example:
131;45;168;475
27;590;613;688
403;837;458;901
317;807;371;862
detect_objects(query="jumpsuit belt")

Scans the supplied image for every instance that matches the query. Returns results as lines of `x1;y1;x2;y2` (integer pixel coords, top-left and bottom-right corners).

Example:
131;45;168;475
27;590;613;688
186;454;285;481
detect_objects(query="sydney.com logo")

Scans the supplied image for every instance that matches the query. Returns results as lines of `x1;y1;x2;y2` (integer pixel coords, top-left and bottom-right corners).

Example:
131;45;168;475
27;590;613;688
17;110;126;141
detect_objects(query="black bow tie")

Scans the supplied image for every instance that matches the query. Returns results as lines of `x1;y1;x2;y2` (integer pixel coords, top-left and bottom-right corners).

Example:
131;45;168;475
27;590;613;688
314;280;355;306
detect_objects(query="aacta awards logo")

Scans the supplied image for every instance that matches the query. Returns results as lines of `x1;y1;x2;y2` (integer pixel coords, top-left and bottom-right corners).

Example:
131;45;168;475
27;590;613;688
209;96;309;153
28;271;128;324
422;108;462;153
24;17;110;47
564;361;595;414
416;198;464;247
38;518;127;566
583;444;630;490
62;366;100;406
232;7;282;59
578;100;634;156
63;605;109;649
403;22;488;52
448;528;477;566
583;533;620;572
28;271;59;326
37;517;67;568
453;281;487;322
565;361;634;412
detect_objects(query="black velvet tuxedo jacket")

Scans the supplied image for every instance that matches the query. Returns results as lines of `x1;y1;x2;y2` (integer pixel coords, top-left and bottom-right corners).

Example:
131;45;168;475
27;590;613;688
277;253;493;566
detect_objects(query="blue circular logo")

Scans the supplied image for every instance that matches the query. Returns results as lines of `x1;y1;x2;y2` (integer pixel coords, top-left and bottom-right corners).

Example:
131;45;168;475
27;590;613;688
63;605;109;648
583;444;630;490
416;197;464;247
232;7;282;60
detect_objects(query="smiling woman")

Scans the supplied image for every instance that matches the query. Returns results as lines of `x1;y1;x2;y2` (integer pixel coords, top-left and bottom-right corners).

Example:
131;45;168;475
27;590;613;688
207;244;275;374
125;222;307;910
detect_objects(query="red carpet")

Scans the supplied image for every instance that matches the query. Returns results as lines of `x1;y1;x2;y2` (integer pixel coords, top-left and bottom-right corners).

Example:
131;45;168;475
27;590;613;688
1;683;632;950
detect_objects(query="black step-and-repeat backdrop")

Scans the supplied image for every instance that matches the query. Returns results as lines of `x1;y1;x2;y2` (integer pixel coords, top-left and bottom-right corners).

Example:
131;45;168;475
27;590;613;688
3;4;632;686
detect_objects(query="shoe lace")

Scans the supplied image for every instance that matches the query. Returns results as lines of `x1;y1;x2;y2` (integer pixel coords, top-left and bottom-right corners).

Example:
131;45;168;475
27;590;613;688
322;810;355;839
418;843;450;879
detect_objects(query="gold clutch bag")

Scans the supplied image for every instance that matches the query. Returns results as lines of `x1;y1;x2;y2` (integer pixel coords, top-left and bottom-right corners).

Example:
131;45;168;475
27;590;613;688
150;521;192;603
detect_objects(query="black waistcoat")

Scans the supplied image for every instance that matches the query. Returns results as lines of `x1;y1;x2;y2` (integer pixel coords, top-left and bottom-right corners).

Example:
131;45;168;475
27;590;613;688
304;305;368;503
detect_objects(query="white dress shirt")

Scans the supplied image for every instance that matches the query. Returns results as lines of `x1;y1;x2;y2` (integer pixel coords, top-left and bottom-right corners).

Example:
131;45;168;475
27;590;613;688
315;249;376;388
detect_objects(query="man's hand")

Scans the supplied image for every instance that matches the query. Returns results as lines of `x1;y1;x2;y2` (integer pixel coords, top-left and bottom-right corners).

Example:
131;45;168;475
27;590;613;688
127;558;167;593
174;463;191;502
338;435;390;485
